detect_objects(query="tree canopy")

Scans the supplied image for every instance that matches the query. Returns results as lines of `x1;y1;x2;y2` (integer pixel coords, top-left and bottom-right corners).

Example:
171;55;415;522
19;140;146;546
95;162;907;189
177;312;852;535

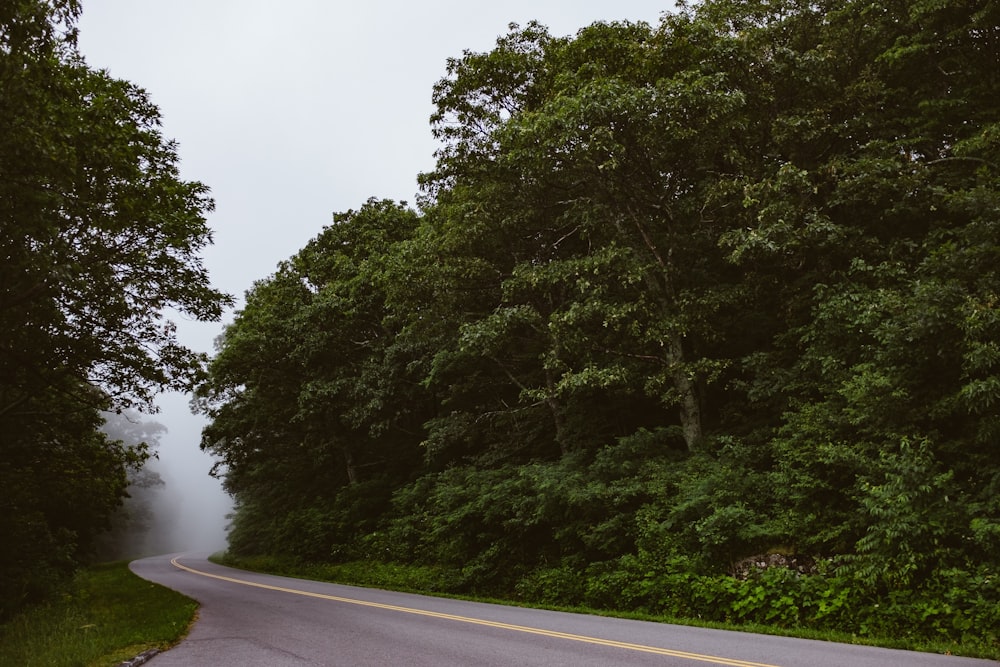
200;0;997;649
0;0;230;617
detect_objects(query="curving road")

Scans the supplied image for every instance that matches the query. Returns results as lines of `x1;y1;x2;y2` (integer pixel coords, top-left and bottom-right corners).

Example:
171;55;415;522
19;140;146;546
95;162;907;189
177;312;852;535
131;553;995;667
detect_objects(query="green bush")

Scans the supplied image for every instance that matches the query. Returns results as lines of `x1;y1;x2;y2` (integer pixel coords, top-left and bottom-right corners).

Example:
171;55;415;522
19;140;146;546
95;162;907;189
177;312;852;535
522;552;999;654
515;566;586;606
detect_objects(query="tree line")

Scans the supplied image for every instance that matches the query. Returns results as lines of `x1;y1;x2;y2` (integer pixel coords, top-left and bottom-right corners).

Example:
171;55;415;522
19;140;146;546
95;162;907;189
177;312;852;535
2;0;997;649
197;0;999;648
1;1;229;619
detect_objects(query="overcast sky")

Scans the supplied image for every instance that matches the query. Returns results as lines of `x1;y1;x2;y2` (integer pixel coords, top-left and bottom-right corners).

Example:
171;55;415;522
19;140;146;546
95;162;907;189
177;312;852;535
75;0;674;552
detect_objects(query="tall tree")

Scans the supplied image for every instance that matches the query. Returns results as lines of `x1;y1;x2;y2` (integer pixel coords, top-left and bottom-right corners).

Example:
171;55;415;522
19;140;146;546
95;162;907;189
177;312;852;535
715;0;1000;572
420;18;760;452
199;1;1000;621
197;200;422;559
0;0;230;616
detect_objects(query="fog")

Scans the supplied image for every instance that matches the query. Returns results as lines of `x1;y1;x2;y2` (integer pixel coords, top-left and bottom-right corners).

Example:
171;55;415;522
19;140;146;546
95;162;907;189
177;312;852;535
146;391;232;555
99;397;231;560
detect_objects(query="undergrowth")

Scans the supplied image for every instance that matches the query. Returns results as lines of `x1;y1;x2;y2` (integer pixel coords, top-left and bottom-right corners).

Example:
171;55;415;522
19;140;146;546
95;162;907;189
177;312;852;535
214;552;999;661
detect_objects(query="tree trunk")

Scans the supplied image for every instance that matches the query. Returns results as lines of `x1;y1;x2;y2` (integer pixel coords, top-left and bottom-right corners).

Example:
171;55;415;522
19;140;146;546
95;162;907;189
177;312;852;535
343;449;357;485
667;335;703;450
544;365;568;456
627;211;703;450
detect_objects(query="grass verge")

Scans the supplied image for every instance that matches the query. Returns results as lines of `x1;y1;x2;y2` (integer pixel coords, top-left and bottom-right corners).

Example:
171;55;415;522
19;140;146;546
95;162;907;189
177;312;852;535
212;553;998;661
0;561;197;667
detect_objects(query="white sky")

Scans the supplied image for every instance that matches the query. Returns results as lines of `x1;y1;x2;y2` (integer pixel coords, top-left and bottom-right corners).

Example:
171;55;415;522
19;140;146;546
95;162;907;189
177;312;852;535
76;0;674;552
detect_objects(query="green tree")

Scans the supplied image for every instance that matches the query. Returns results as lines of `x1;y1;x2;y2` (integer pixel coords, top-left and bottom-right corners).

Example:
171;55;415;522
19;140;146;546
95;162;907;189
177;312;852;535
197;200;422;559
1;0;230;616
419;17;771;454
716;0;1000;566
1;9;228;416
198;2;1000;638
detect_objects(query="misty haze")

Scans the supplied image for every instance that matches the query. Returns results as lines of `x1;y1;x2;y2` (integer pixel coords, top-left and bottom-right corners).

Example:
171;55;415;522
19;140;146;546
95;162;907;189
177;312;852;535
98;393;231;560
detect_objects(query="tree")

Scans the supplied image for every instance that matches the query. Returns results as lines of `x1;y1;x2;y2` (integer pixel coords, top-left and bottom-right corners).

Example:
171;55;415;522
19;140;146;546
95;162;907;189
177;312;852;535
197;199;422;559
715;0;1000;568
0;0;230;616
419;18;762;453
199;3;1000;638
1;9;229;417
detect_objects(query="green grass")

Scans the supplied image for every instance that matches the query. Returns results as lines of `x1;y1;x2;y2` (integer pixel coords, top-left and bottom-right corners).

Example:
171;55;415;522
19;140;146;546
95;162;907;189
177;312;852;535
0;561;197;667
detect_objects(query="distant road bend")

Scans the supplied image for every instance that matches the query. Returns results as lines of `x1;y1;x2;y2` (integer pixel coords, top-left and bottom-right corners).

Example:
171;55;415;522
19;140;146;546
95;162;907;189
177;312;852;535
130;554;996;667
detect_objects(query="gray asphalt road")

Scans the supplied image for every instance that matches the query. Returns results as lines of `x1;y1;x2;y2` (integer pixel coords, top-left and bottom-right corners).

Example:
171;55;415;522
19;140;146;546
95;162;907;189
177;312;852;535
131;553;995;667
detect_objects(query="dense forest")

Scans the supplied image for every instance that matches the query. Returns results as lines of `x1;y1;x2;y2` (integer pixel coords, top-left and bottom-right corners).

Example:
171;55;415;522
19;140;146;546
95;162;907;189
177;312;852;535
0;1;230;618
2;0;998;652
197;0;1000;649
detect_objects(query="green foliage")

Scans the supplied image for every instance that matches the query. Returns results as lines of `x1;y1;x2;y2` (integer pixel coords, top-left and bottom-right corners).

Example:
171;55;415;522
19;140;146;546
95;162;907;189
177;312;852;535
0;392;139;618
201;0;1000;651
357;432;678;594
570;554;999;654
637;438;788;570
196;199;423;560
1;1;229;618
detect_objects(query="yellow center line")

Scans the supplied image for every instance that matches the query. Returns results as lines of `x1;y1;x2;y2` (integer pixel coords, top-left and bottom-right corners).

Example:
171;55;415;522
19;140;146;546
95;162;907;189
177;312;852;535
170;557;781;667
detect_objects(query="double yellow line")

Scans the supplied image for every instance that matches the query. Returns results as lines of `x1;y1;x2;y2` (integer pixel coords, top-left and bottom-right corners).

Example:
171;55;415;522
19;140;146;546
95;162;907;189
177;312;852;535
170;557;780;667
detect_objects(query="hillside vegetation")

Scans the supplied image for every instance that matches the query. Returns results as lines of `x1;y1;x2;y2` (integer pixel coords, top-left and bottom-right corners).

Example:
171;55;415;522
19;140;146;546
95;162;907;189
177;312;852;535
197;0;1000;651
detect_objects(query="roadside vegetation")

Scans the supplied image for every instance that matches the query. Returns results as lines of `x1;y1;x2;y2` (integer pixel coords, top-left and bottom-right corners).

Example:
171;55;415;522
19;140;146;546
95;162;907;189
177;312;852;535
197;0;1000;659
217;553;999;660
0;561;196;667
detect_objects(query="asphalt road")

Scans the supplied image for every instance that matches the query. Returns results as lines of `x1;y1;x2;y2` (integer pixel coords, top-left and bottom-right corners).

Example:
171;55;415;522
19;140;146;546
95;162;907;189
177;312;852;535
130;553;996;667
